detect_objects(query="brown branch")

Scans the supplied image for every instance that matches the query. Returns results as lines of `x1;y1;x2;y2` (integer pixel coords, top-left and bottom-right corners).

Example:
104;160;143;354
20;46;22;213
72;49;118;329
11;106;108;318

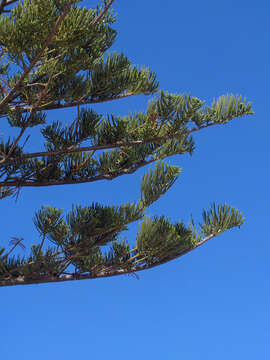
73;103;80;140
0;92;136;120
4;75;55;161
0;121;217;166
90;0;115;26
6;123;28;158
0;0;73;111
0;234;215;287
0;158;156;187
37;234;46;258
26;83;47;88
69;150;95;176
58;260;72;275
0;77;10;88
2;237;25;260
8;92;136;115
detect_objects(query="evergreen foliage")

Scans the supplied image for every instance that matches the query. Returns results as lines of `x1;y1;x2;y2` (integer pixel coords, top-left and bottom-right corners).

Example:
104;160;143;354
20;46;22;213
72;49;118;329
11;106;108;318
0;0;253;286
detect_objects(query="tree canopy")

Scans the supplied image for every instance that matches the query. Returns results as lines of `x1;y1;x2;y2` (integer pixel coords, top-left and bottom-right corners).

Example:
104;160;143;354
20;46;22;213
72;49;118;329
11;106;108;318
0;0;253;287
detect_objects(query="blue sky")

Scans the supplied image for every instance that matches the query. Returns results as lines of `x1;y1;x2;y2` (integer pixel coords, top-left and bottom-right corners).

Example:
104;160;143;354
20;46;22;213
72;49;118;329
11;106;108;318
1;0;269;358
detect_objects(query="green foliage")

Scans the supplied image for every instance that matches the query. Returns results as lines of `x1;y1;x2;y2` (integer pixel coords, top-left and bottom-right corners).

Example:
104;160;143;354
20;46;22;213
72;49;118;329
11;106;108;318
200;203;244;236
33;206;65;236
7;108;46;127
140;161;181;208
0;137;23;159
0;0;252;286
31;161;181;249
104;240;130;266
42;109;101;150
86;52;158;99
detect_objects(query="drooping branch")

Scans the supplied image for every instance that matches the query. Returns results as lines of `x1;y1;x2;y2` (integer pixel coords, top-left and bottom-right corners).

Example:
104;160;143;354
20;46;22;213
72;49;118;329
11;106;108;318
0;233;215;287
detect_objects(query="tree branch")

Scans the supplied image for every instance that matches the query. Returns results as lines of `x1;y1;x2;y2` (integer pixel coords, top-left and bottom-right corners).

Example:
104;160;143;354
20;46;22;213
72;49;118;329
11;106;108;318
0;121;217;166
0;158;156;187
90;0;115;26
0;0;73;111
3;92;136;116
4;74;55;161
0;233;215;287
37;234;46;258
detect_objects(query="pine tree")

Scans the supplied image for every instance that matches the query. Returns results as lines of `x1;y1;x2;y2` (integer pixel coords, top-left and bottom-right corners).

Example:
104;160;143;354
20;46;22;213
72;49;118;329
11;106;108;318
0;0;253;287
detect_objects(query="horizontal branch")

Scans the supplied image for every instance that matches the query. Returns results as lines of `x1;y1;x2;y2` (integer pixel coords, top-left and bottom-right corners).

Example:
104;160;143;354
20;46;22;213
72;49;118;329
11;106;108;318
0;122;217;166
0;233;215;287
0;158;156;187
0;92;137;119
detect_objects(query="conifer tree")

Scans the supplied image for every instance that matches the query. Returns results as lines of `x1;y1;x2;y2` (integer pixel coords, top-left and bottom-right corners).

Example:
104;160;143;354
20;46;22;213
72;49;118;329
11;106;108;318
0;0;253;287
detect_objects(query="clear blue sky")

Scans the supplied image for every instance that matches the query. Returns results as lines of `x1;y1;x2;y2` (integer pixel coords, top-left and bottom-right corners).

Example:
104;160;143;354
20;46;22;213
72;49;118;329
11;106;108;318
1;0;269;358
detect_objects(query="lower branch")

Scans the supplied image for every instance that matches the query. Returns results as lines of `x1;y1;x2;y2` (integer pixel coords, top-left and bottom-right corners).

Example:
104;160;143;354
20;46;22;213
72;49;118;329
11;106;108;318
0;234;214;287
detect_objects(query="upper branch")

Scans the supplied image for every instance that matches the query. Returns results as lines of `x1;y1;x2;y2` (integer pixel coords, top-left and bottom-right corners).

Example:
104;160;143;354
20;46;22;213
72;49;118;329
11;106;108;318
90;0;115;26
10;92;136;114
0;0;73;111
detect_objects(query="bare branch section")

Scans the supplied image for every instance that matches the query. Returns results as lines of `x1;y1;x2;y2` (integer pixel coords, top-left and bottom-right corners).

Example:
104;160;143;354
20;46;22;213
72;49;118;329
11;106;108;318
0;0;73;111
0;234;214;287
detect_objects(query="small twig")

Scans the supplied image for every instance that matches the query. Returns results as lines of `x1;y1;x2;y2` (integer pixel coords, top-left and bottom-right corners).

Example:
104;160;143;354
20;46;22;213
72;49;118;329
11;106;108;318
90;0;115;26
6;123;28;159
58;260;72;275
5;75;54;160
2;237;25;260
0;82;7;96
0;77;10;88
69;150;96;175
26;83;47;88
71;103;80;142
38;53;62;67
37;234;46;258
